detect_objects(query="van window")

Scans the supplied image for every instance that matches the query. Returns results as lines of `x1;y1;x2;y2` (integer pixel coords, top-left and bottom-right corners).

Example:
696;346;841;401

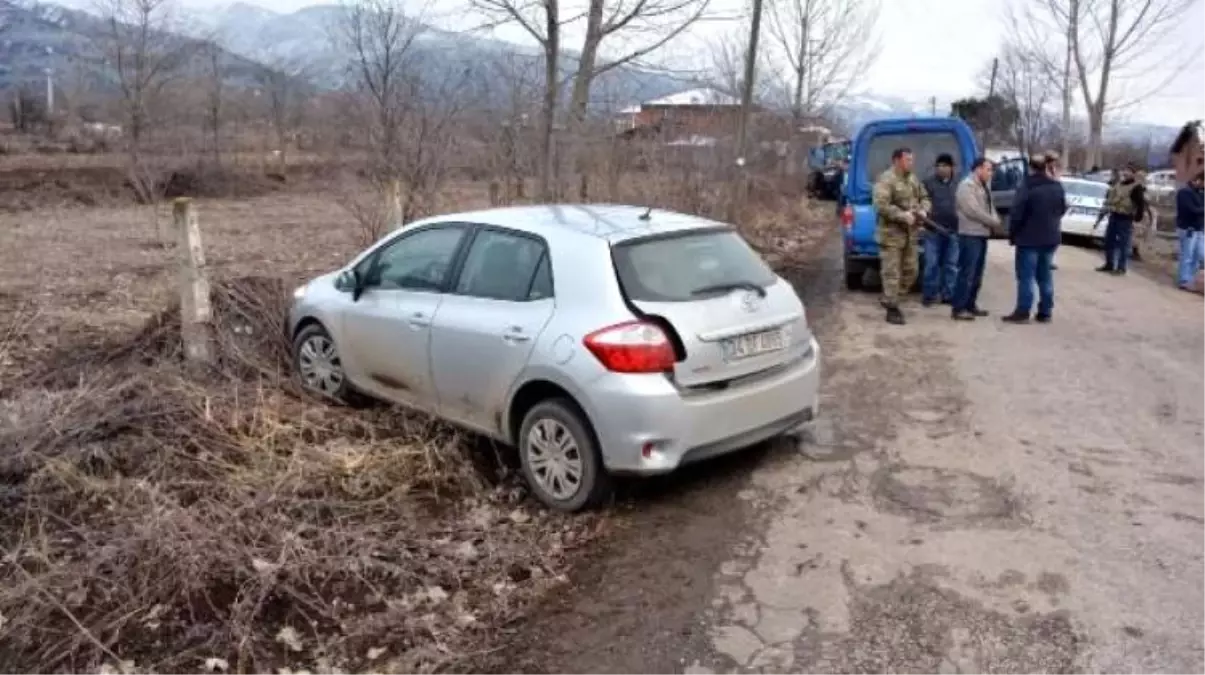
864;132;962;183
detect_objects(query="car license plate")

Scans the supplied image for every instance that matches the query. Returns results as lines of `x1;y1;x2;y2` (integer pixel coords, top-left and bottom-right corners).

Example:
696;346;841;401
721;328;786;361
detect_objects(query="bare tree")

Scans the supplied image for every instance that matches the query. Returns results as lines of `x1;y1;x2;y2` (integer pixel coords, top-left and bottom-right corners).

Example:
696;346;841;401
338;0;477;226
729;0;764;221
202;42;224;166
565;0;712;127
706;26;777;102
764;0;880;122
474;0;711;200
988;44;1056;157
472;0;560;201
1012;0;1199;168
92;0;193;235
252;56;315;176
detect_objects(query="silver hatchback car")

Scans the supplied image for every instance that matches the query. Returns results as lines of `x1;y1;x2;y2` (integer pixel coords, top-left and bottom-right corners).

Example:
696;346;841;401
288;205;821;511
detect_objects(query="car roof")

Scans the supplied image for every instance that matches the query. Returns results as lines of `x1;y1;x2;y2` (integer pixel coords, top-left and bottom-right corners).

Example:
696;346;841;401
409;204;728;243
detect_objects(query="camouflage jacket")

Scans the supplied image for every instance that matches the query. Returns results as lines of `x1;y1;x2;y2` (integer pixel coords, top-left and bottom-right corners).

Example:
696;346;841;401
873;168;932;232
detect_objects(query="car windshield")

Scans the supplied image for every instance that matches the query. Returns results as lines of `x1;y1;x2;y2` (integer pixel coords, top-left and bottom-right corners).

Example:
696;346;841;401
612;229;776;302
863;131;962;184
1063;180;1108;199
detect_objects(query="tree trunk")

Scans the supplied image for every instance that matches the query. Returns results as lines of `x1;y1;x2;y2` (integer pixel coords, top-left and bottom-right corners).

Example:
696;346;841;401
537;2;560;202
730;0;764;222
568;0;604;202
1086;107;1104;170
1060;21;1072;166
791;17;809;123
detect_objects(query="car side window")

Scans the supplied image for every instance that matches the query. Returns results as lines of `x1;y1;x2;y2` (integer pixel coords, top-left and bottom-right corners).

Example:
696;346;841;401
362;226;466;292
527;253;553;300
454;228;550;301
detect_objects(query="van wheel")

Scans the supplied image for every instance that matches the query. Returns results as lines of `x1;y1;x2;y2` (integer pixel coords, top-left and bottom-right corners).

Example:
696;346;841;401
518;399;612;512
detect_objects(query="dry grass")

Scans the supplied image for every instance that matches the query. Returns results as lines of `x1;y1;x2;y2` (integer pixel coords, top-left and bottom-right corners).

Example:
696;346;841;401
0;167;830;673
0;274;603;673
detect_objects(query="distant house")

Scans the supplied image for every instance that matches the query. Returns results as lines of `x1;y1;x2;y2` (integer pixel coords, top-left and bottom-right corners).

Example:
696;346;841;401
1170;121;1203;183
614;88;752;141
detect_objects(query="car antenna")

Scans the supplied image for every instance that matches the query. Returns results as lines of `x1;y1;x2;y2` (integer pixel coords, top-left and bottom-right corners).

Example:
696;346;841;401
638;205;653;221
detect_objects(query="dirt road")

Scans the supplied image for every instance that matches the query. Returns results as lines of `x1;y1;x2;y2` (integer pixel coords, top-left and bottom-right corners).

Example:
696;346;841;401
506;238;1204;673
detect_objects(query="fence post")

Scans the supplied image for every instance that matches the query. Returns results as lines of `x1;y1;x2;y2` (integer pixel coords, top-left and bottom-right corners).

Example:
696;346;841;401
172;198;213;366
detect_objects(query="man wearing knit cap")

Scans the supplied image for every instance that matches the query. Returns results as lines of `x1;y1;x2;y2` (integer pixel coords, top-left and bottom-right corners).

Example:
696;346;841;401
920;153;960;306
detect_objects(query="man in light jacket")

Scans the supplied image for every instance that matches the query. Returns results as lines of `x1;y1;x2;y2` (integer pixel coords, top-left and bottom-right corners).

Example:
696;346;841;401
951;157;1001;320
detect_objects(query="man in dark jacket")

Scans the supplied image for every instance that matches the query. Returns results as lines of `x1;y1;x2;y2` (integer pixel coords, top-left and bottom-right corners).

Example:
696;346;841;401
1093;163;1147;275
1003;156;1067;324
921;154;960;306
1176;172;1205;290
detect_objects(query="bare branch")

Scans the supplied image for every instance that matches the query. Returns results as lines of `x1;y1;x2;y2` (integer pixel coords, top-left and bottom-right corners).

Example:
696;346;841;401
763;0;882;121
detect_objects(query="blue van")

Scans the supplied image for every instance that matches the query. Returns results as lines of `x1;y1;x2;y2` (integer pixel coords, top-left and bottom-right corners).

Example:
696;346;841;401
839;117;979;290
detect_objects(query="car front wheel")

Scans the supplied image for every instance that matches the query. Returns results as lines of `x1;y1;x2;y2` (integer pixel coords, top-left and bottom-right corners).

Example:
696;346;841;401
293;323;352;402
518;399;612;512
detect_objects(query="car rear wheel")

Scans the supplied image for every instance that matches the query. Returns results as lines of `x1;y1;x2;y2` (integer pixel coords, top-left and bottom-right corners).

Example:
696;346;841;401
293;323;352;402
518;399;612;512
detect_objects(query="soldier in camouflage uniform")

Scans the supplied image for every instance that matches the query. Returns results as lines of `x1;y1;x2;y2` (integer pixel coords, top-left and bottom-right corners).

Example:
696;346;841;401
1093;162;1148;275
873;147;932;325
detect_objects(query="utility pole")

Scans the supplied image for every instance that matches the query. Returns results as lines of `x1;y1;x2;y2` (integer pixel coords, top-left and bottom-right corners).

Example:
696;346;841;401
731;0;764;221
929;96;936;116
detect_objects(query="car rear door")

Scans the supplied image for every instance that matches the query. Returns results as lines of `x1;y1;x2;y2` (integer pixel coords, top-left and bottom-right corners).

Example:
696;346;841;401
428;226;555;434
611;227;811;389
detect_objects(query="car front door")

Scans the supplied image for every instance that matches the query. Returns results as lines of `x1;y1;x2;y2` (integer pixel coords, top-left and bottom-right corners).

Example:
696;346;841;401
339;224;469;410
428;226;555;435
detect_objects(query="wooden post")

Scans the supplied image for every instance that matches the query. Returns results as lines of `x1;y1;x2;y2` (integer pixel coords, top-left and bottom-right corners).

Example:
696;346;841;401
172;198;212;366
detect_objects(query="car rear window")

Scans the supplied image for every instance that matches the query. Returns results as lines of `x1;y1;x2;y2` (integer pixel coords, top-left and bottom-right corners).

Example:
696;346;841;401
1063;181;1107;199
612;229;776;302
863;132;961;184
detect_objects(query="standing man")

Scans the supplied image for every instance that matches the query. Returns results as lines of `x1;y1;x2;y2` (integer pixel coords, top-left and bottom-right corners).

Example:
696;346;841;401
1176;171;1205;290
951;157;999;320
1093;163;1147;275
1003;155;1067;324
873;147;931;325
921;153;960;306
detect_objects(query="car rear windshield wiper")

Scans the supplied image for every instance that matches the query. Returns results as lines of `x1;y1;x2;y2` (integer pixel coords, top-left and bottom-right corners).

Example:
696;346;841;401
690;281;767;298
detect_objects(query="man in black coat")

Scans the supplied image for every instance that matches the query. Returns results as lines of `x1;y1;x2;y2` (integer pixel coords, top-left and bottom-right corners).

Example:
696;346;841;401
1003;156;1067;324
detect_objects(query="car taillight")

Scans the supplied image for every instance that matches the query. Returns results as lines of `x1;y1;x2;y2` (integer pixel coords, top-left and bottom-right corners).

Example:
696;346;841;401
583;321;675;373
841;205;853;228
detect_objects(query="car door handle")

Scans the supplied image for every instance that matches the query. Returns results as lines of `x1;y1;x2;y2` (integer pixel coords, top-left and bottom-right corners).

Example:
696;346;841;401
408;312;430;328
502;326;531;344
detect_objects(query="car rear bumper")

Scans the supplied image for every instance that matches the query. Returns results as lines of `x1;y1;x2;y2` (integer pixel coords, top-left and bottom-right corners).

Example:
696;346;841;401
1062;216;1105;238
584;336;822;475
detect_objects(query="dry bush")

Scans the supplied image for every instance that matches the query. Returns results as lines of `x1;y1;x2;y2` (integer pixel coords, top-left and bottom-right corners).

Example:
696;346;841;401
0;277;599;673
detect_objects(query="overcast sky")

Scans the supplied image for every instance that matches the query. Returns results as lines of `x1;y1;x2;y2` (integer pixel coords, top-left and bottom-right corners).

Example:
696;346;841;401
174;0;1205;127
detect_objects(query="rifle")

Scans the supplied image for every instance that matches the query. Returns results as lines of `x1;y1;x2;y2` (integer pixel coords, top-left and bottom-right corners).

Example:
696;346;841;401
912;210;952;236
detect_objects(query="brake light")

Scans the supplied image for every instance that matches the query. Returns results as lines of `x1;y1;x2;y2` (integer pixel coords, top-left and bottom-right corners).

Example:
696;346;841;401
841;205;853;229
583;321;675;373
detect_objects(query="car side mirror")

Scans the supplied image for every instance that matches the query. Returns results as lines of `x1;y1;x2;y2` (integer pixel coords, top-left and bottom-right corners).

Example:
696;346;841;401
336;270;366;302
